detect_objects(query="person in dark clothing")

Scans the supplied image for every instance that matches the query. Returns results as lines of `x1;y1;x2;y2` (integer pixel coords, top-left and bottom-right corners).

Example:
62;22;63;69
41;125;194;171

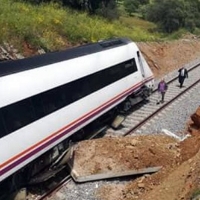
178;67;188;88
157;78;168;104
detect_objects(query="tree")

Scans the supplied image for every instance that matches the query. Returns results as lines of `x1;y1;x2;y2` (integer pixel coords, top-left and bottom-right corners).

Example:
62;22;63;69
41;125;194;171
145;0;186;33
124;0;139;15
96;0;119;20
123;0;149;16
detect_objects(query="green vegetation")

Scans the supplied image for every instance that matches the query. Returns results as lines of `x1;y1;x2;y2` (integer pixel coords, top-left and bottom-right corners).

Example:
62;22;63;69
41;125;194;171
142;0;200;33
0;0;160;51
2;0;200;51
191;188;200;199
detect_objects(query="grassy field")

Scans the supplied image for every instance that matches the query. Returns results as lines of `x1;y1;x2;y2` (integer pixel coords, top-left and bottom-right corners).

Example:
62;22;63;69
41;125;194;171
0;0;175;51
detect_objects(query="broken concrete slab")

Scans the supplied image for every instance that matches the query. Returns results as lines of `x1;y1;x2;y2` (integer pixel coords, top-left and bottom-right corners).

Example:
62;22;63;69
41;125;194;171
111;115;125;129
67;135;178;183
69;165;162;183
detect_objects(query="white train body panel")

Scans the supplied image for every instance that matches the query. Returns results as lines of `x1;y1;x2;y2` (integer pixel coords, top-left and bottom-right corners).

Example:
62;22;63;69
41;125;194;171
1;44;138;108
0;38;154;182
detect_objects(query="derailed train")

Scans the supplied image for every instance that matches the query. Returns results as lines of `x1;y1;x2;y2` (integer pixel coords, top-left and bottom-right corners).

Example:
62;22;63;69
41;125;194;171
0;38;154;188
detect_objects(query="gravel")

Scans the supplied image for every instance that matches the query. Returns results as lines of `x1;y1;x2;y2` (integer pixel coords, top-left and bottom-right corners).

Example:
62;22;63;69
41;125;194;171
140;82;200;137
138;59;200;137
47;179;123;200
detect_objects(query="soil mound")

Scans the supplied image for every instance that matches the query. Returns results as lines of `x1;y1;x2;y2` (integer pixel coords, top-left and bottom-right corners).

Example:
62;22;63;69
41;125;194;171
94;107;200;200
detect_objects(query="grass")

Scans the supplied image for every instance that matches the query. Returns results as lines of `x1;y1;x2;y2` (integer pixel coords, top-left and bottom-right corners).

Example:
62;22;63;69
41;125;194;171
191;188;200;199
0;0;169;51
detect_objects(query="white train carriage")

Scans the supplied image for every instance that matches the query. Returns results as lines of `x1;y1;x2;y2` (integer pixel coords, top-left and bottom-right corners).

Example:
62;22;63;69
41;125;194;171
0;38;154;183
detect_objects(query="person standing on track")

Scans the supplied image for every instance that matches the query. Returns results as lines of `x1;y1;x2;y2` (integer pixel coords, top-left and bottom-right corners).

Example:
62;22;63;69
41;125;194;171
157;78;168;104
178;67;188;88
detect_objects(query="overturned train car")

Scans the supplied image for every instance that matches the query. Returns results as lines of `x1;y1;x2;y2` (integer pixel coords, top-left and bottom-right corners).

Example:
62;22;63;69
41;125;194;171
0;38;154;188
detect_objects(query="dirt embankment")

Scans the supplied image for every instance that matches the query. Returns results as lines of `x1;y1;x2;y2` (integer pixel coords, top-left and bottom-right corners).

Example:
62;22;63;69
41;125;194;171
137;36;200;78
73;107;200;200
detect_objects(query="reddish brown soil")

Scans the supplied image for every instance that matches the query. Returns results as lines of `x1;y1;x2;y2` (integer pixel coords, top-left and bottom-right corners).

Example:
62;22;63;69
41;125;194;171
73;108;200;200
137;35;200;78
73;135;180;176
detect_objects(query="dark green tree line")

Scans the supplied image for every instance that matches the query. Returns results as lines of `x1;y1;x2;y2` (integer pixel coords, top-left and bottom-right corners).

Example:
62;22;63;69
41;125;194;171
123;0;149;16
144;0;200;33
21;0;200;33
22;0;119;19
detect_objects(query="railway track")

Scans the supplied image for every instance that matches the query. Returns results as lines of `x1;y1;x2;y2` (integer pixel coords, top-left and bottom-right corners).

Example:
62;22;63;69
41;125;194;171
106;61;200;137
37;174;71;200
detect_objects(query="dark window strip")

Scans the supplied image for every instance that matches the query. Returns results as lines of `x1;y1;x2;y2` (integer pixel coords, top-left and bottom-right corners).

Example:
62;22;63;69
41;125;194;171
0;59;137;138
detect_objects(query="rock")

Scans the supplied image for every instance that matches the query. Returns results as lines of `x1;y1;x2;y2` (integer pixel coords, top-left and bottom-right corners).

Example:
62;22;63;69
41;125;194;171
13;188;27;200
138;183;145;188
149;148;156;155
191;107;200;127
130;139;138;146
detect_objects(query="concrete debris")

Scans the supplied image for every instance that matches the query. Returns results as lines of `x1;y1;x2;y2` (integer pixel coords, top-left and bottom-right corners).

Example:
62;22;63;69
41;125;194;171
69;165;162;182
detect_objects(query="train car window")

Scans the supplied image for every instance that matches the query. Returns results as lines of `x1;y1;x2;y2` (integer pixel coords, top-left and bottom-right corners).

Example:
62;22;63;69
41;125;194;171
0;110;7;138
2;99;35;134
1;58;138;137
109;64;122;82
109;59;137;82
125;59;137;72
70;80;83;101
62;82;74;105
90;70;108;91
79;78;91;97
31;95;45;119
64;76;95;103
42;87;68;115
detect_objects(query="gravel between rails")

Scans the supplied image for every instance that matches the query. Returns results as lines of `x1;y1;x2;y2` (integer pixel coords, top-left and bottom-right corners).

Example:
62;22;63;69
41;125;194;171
134;81;200;137
139;59;200;137
46;179;122;200
45;61;200;200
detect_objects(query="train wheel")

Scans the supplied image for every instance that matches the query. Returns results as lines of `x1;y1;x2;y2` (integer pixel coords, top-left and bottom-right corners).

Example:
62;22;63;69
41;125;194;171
121;100;132;113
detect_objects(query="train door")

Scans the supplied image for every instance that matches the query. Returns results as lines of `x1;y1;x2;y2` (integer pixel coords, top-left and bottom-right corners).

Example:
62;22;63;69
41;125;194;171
137;51;145;78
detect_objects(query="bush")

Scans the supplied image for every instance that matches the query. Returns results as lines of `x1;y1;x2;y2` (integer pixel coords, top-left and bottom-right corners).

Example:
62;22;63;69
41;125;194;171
185;19;195;32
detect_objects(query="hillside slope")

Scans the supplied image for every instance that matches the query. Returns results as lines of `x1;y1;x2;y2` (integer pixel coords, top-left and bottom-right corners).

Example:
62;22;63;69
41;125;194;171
137;35;200;78
1;35;200;79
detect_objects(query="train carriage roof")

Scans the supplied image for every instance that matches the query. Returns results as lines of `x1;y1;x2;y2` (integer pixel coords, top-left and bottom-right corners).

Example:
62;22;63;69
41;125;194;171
0;38;133;77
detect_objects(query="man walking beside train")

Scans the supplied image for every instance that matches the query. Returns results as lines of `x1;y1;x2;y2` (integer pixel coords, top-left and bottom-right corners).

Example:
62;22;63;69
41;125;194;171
178;67;188;88
157;78;168;104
